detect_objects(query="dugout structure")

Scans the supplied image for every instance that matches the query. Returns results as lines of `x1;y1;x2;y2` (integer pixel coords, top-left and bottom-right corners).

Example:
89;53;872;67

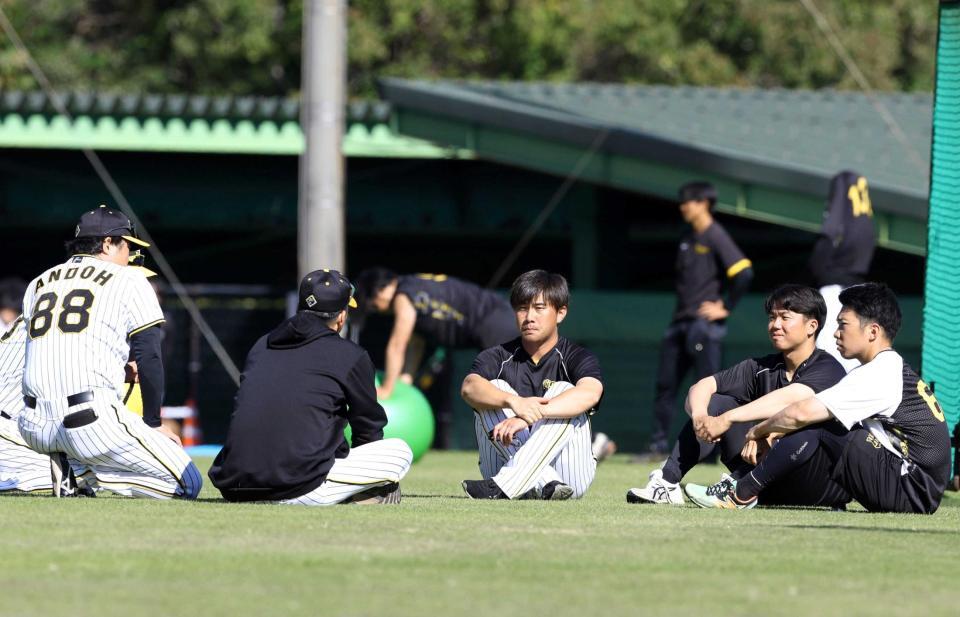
923;1;960;435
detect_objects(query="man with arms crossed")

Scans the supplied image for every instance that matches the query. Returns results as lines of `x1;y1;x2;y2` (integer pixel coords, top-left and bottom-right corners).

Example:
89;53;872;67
692;283;951;513
460;270;603;500
628;285;848;508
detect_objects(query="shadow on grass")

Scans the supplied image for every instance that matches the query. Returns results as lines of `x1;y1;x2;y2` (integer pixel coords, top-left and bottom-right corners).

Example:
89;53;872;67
0;491;50;498
779;523;956;536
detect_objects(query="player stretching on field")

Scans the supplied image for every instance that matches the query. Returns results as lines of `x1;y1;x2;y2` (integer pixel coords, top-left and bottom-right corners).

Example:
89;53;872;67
627;285;848;507
17;206;201;499
460;270;603;500
689;283;951;513
354;268;517;401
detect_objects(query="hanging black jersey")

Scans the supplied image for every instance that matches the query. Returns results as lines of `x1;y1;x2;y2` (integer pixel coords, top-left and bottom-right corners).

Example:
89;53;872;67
816;350;951;499
674;221;751;320
469;336;603;412
808;170;876;287
396;274;511;348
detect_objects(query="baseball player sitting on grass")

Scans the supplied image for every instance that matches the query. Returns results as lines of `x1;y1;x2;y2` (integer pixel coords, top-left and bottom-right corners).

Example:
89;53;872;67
460;270;603;500
0;256;158;495
0;316;76;493
626;284;849;508
209;269;413;506
16;206;201;499
687;283;951;513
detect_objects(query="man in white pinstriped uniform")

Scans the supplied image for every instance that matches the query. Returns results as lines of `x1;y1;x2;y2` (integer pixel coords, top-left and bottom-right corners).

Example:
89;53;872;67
0;256;162;494
16;206;201;499
461;270;603;500
209;269;412;506
0;316;62;493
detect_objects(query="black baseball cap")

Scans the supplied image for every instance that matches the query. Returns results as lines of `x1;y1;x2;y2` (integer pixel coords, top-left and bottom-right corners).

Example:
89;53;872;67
299;269;358;312
75;205;150;248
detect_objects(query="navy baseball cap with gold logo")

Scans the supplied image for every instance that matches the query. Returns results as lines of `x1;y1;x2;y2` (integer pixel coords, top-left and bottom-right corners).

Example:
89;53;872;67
75;205;150;248
299;269;358;312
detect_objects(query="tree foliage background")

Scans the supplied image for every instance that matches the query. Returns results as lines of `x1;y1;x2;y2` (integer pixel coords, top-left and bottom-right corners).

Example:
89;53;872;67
0;0;937;98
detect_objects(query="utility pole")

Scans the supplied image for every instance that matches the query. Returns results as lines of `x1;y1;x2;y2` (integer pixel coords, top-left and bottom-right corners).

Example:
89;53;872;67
298;0;347;278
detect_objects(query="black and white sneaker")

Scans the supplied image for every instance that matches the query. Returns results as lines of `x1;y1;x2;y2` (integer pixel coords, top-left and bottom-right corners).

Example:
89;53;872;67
706;473;735;497
541;481;574;501
626;469;684;505
462;478;509;499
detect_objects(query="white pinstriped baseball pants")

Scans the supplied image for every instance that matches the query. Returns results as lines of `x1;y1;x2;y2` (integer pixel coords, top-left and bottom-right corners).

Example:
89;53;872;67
0;416;83;493
473;380;596;499
17;389;202;499
279;438;413;506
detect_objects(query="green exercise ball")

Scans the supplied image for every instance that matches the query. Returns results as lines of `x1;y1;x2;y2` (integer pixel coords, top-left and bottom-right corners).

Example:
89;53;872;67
344;373;435;462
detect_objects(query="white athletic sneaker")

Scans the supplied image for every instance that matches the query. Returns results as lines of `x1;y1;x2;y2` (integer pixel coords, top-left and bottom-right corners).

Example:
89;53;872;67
625;468;684;505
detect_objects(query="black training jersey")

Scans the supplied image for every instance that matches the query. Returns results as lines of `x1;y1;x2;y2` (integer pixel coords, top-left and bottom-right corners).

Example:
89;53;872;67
816;350;952;503
396;274;511;348
469;336;603;412
713;348;846;403
808;171;876;287
673;221;750;320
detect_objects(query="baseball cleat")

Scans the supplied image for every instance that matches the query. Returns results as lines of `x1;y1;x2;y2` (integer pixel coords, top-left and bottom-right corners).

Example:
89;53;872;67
462;478;509;500
541;480;574;500
626;468;684;505
684;480;757;510
346;482;401;505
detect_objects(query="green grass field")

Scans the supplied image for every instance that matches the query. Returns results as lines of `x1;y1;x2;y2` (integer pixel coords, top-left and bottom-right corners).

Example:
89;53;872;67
3;452;959;617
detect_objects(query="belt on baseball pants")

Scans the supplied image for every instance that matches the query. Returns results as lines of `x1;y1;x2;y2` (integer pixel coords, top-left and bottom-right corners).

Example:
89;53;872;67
23;390;95;410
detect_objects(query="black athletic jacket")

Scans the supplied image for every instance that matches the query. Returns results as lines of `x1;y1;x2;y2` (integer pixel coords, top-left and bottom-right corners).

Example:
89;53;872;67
209;312;386;502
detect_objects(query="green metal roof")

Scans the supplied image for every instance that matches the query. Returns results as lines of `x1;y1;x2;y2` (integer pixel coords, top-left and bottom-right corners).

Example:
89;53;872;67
0;91;471;159
380;79;933;254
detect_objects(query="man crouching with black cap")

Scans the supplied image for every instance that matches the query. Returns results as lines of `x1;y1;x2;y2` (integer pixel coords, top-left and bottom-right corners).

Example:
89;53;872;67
209;269;413;505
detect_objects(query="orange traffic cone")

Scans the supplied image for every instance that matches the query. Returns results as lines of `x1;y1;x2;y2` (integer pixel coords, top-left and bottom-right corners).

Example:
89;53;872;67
182;401;202;447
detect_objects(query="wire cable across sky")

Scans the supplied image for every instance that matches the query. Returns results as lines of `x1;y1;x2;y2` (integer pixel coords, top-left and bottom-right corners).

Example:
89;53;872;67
0;6;242;386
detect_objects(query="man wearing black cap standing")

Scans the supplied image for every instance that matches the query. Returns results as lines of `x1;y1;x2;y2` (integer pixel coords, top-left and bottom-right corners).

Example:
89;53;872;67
645;182;754;455
209;269;413;505
17;205;202;498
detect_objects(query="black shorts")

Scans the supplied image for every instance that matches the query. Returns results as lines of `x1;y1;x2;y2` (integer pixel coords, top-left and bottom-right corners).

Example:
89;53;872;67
759;446;851;508
709;399;851;508
833;428;939;514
